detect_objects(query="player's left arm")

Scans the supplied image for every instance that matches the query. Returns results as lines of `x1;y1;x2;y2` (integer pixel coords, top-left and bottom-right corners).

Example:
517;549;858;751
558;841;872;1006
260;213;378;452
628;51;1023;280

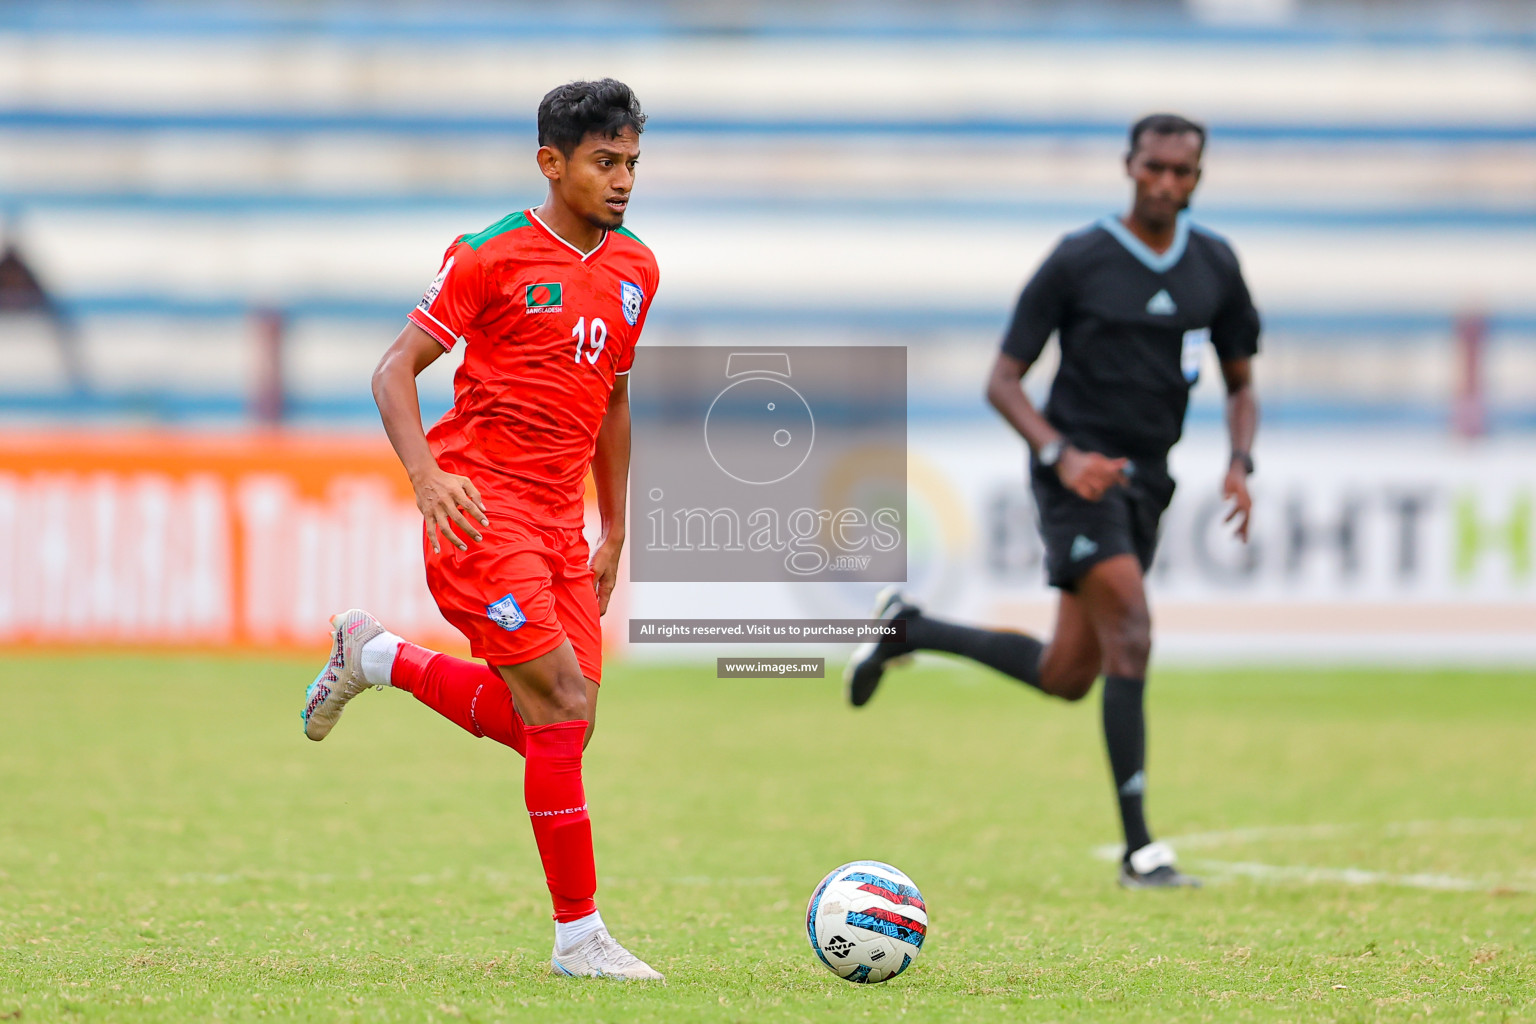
1220;357;1257;542
589;373;631;616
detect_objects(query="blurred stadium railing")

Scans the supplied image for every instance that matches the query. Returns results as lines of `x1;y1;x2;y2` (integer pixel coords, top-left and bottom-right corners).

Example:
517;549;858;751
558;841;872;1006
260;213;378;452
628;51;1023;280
0;2;1532;658
0;2;1531;430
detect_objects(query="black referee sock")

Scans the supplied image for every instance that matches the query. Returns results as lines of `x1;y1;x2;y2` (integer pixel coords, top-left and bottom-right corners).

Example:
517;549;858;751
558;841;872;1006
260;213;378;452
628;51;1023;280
1102;675;1153;856
902;611;1044;690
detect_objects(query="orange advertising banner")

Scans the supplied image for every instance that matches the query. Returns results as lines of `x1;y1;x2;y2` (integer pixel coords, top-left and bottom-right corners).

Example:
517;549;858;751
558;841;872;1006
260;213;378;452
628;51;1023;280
0;432;472;653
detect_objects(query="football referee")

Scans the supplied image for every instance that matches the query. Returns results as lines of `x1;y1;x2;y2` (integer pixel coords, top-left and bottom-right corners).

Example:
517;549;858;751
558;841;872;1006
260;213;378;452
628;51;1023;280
847;113;1260;888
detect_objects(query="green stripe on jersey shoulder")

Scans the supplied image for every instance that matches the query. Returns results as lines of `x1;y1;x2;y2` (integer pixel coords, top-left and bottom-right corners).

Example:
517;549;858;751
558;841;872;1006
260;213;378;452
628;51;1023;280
614;225;649;248
460;210;532;250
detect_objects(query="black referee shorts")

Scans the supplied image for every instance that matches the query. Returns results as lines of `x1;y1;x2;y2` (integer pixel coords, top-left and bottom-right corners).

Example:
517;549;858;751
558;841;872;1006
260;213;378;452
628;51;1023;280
1030;459;1176;592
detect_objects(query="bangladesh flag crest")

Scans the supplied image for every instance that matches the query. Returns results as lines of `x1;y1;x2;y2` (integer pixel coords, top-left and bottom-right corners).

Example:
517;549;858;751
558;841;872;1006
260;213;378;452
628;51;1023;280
525;282;563;314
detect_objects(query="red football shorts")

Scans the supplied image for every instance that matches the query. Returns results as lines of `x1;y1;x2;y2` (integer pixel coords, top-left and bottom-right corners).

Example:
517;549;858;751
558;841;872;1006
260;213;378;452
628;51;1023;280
423;511;603;684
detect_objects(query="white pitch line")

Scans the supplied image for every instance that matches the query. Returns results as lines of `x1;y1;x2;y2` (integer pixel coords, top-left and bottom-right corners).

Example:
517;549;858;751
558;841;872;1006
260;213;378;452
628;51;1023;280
1187;858;1503;892
1091;822;1359;861
1095;817;1533;860
1090;818;1535;892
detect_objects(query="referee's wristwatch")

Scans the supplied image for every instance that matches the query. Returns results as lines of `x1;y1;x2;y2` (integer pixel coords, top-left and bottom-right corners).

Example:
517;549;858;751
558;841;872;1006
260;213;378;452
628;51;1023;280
1037;438;1065;469
1230;450;1255;475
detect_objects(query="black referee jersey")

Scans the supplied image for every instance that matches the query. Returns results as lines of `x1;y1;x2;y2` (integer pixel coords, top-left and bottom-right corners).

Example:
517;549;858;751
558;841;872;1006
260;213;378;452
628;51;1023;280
1001;213;1261;466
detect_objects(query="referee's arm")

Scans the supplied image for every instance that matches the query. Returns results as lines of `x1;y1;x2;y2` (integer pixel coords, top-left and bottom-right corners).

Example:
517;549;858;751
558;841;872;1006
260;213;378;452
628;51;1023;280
1219;357;1257;541
1213;259;1261;543
989;249;1128;503
986;356;1127;503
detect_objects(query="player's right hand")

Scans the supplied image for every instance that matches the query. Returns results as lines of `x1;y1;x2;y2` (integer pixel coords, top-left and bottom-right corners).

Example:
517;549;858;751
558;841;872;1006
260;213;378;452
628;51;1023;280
1056;447;1130;503
411;467;490;553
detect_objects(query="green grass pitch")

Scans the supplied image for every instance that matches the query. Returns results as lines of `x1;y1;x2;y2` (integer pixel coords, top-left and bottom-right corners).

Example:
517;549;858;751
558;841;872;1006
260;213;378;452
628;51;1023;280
1;654;1532;1022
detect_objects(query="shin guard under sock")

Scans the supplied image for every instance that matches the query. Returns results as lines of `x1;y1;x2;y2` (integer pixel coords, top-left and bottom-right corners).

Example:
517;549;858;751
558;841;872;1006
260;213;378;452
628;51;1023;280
903;612;1045;689
524;720;597;922
390;643;527;756
1102;675;1152;854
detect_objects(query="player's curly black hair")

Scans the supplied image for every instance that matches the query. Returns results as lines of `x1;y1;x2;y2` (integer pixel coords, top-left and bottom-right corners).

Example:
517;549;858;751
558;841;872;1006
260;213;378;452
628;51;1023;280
1128;113;1206;155
537;79;647;155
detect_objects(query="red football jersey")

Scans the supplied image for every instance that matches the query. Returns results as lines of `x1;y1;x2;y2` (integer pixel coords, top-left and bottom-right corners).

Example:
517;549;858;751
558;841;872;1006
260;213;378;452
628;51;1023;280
407;209;659;527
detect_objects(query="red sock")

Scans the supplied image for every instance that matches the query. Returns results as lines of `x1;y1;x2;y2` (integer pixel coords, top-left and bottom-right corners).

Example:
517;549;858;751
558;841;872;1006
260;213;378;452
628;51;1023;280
524;720;597;922
391;643;526;756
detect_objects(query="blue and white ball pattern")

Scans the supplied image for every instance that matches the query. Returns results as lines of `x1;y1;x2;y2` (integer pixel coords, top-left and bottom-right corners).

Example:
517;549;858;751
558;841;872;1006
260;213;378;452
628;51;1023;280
806;860;927;983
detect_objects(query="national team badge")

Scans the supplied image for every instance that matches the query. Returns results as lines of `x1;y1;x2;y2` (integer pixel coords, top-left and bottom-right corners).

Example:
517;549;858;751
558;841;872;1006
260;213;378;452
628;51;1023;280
485;593;527;631
525;282;563;315
620;280;644;326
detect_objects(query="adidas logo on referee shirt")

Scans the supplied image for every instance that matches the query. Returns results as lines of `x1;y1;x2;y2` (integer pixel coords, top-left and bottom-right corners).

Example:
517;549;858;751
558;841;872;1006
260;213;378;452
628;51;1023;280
1145;289;1177;315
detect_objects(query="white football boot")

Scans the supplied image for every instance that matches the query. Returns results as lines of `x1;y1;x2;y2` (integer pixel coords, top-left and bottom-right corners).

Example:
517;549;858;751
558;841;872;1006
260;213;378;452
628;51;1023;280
302;609;388;741
550;929;665;981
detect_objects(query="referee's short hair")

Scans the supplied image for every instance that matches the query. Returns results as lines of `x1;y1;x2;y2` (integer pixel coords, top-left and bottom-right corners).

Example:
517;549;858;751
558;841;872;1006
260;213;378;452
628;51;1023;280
1128;113;1206;156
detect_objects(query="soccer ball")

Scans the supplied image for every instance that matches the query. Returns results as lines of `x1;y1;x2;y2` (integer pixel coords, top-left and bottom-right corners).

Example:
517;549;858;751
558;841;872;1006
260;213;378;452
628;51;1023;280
806;860;927;983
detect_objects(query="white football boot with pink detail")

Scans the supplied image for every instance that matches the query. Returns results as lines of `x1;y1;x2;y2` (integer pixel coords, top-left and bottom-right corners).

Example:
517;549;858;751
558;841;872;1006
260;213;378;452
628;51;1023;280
550;928;665;981
302;609;387;741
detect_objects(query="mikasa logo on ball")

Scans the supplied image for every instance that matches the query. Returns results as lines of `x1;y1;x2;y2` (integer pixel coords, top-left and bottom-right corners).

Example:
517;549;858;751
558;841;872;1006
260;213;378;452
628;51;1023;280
620;281;643;326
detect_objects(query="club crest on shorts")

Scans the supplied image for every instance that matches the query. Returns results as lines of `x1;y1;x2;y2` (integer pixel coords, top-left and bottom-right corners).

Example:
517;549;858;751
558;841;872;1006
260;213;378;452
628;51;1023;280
620;281;643;326
485;593;527;632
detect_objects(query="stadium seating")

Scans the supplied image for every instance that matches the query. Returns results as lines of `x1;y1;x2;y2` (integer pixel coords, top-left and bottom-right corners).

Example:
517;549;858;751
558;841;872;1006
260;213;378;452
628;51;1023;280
0;4;1531;426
